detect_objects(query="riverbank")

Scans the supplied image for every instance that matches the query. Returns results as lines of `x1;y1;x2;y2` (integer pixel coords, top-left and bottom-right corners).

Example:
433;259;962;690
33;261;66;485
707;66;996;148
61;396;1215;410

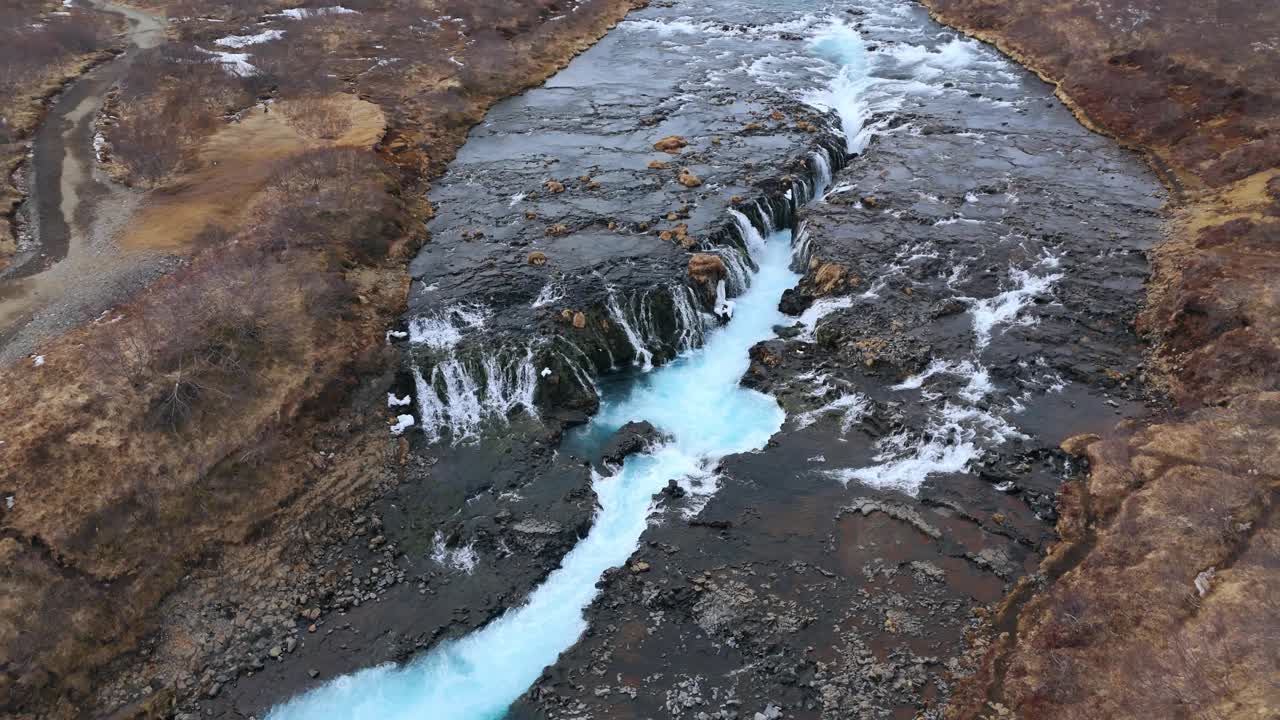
915;1;1280;718
0;1;650;718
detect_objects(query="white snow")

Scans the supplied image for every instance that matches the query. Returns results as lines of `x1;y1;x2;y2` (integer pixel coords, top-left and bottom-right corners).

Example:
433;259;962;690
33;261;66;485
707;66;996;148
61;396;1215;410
213;29;284;48
279;6;358;19
389;414;415;435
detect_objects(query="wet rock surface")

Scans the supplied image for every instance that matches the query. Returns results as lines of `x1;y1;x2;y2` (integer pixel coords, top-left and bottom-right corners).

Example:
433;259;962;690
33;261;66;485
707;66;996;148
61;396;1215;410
399;0;848;437
193;418;599;718
601;420;668;465
192;2;846;716
512;2;1164;719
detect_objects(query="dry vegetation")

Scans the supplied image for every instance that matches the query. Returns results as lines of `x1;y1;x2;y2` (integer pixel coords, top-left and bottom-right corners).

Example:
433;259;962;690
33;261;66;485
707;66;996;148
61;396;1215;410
0;0;121;267
917;1;1280;718
0;146;412;715
0;0;646;717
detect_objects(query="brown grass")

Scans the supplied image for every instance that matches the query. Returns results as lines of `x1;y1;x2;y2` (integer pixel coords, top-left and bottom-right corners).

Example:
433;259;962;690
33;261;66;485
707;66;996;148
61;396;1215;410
0;146;411;714
121;93;385;252
0;0;649;716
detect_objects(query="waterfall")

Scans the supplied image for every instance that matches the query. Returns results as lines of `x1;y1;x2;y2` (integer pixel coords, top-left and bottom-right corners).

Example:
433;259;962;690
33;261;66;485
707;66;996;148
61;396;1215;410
268;9;881;720
716;246;753;296
729;208;767;257
270;224;803;720
669;283;707;353
406;303;545;443
412;346;541;444
605;287;654;370
807;21;877;154
791;220;814;270
810;147;832;198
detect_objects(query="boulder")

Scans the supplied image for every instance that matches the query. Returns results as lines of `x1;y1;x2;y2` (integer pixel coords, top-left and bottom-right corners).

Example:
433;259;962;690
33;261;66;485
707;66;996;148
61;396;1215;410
677;169;702;188
688;253;726;303
653;135;688;153
601;421;666;465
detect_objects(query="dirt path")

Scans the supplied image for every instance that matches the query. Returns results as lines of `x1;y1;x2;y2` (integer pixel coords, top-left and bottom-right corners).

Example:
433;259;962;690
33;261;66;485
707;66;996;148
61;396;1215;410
0;0;168;361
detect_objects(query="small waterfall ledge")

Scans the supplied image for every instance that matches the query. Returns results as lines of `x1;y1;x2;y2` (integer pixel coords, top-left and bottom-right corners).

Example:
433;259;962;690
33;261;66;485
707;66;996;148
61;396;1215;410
398;137;850;445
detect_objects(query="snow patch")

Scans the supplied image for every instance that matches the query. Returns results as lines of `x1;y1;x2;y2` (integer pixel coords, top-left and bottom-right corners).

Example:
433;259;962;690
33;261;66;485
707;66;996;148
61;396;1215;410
389;414;415;435
213;29;283;48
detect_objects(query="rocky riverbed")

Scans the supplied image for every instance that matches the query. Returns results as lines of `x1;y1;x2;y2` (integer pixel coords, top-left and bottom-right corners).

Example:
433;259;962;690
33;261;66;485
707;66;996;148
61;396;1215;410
508;3;1163;718
193;1;1164;718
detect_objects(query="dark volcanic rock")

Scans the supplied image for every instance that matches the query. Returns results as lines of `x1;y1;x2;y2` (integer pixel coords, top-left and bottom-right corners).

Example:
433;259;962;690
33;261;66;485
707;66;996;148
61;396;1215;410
511;2;1165;720
601;420;665;465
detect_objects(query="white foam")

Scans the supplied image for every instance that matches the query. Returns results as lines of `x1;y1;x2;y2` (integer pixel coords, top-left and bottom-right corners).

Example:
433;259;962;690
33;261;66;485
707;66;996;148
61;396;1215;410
387;393;411;407
829;401;1023;495
795;295;854;342
794;392;868;435
966;257;1063;348
430;532;479;574
531;282;565;308
408;304;489;350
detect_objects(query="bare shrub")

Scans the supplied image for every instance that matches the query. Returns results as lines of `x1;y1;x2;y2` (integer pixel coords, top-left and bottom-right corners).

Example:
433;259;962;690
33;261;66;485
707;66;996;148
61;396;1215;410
253;147;402;262
109;45;255;185
0;7;109;141
282;95;354;140
92;245;292;430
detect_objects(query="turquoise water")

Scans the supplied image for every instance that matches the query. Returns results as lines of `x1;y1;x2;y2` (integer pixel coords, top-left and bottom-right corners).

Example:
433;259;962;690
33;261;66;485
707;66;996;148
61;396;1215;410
267;230;799;720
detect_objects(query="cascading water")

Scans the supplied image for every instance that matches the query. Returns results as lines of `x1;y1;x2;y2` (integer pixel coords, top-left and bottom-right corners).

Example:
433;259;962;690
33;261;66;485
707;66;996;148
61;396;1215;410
604;287;655;370
806;21;882;154
267;11;875;720
268;225;802;720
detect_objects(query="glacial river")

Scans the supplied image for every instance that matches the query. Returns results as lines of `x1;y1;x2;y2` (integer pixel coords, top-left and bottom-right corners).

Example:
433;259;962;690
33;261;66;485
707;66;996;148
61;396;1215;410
267;13;875;720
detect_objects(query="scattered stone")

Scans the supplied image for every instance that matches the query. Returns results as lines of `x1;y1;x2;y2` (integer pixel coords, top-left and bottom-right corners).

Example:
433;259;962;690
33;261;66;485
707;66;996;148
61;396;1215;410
677;169;703;188
544;179;565;193
527;251;548;266
653;135;689;153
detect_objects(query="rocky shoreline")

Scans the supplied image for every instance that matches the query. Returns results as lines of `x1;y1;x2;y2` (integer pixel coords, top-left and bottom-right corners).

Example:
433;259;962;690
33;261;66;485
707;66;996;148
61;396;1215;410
31;0;1208;717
